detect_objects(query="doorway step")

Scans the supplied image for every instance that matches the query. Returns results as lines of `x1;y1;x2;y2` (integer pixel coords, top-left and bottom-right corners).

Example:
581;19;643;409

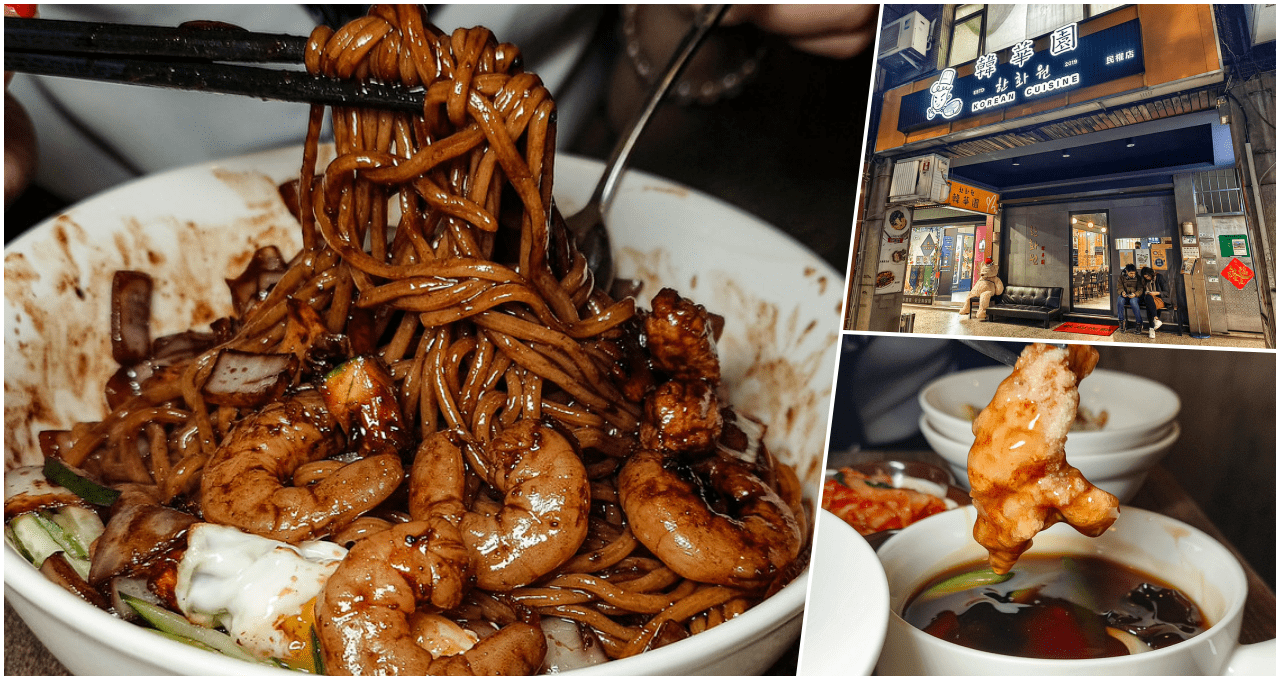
1063;312;1118;326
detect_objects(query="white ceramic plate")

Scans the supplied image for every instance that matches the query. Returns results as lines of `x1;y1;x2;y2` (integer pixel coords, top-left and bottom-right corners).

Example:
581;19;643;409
796;510;890;676
4;148;844;675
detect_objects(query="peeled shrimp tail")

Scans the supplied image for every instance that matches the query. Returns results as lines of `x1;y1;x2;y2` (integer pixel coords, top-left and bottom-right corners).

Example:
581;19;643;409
454;420;591;591
409;430;469;524
317;517;472;675
425;622;546;676
200;393;404;543
618;449;801;587
967;343;1119;573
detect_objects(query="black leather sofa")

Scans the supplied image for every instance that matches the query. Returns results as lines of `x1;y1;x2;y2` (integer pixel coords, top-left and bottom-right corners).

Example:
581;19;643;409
979;285;1064;328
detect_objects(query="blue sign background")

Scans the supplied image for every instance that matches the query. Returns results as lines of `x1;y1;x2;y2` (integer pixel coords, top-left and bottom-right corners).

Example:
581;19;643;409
898;18;1145;132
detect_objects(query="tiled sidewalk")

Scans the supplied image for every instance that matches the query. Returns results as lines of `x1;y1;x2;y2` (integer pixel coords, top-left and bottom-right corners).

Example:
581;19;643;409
897;304;1269;349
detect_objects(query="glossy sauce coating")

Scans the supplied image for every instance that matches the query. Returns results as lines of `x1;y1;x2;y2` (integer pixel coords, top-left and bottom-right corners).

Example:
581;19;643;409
967;344;1118;573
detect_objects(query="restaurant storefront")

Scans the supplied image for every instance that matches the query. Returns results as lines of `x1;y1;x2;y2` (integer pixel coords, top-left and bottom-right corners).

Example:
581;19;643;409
848;4;1276;346
901;209;989;305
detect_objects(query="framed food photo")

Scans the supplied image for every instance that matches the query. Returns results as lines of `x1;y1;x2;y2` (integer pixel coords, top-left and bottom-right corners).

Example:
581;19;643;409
877;206;911;294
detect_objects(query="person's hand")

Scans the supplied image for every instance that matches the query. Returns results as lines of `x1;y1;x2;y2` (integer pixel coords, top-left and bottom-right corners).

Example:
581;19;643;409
5;4;39;209
721;4;878;59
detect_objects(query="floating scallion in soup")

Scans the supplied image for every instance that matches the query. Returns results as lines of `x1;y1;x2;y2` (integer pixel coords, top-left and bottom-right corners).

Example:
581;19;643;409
903;554;1207;659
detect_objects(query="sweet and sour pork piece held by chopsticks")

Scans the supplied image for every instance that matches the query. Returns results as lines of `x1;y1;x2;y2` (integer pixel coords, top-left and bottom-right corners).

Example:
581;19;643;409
967;343;1119;574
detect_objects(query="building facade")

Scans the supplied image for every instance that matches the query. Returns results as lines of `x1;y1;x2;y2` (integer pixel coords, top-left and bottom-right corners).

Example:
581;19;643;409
847;4;1276;347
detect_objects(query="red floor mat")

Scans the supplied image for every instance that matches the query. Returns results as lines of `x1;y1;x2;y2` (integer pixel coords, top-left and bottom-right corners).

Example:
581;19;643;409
1053;321;1119;336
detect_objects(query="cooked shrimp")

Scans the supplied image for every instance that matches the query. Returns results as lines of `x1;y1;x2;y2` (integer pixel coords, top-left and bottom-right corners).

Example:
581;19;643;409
968;343;1119;573
407;429;469;524
618;449;802;587
316;516;547;675
201;392;404;544
638;379;722;454
644;288;721;383
451;420;591;591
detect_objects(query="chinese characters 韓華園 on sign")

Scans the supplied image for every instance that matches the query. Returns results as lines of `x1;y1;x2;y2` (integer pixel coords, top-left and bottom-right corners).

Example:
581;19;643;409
898;18;1145;132
944;180;999;214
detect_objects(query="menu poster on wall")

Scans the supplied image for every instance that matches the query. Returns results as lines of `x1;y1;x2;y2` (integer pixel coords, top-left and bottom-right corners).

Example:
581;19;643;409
1218;235;1250;258
1150;244;1170;271
1118;250;1135;268
876;206;911;294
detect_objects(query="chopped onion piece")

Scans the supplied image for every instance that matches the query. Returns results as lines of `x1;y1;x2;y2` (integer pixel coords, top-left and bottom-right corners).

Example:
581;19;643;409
202;349;297;408
110;270;153;365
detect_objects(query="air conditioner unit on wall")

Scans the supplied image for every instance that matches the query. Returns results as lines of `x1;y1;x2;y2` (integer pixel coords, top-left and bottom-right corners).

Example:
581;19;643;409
879;11;931;70
890;154;950;205
1244;4;1276;46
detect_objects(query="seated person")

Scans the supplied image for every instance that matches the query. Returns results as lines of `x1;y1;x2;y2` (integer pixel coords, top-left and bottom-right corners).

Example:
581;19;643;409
1140;266;1168;338
1114;264;1145;332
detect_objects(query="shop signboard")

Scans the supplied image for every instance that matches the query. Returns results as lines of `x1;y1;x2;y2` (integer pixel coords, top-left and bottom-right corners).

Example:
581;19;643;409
944;180;999;214
876;206;912;294
898;18;1145;132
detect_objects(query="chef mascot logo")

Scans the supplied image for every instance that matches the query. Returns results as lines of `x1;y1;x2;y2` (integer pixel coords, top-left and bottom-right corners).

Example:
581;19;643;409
926;68;963;121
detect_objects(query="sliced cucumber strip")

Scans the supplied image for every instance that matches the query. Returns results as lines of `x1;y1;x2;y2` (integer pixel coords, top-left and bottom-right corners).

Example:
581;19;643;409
42;458;121;506
121;594;265;666
49;505;105;558
8;513;65;568
31;511;92;579
311;625;326;675
148;628;219;654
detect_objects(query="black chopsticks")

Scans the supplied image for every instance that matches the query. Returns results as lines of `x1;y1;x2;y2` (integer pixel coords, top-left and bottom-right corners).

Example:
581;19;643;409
4;17;425;113
5;17;309;62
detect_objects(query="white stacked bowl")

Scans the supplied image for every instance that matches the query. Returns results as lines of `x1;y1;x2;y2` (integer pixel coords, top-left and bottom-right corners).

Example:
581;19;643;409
917;366;1181;503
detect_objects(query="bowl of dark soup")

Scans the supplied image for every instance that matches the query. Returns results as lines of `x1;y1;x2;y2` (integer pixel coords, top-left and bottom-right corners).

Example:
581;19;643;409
874;506;1273;675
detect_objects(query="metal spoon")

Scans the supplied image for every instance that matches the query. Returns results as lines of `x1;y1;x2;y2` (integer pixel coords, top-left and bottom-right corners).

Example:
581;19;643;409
564;4;730;293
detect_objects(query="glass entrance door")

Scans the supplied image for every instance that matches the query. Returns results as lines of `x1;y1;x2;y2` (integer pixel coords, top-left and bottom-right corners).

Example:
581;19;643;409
952;227;976;299
904;226;943;304
1070;211;1110;313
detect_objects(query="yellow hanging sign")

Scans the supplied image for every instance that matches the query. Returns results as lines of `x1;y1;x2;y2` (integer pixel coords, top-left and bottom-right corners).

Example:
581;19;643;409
945;181;999;215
